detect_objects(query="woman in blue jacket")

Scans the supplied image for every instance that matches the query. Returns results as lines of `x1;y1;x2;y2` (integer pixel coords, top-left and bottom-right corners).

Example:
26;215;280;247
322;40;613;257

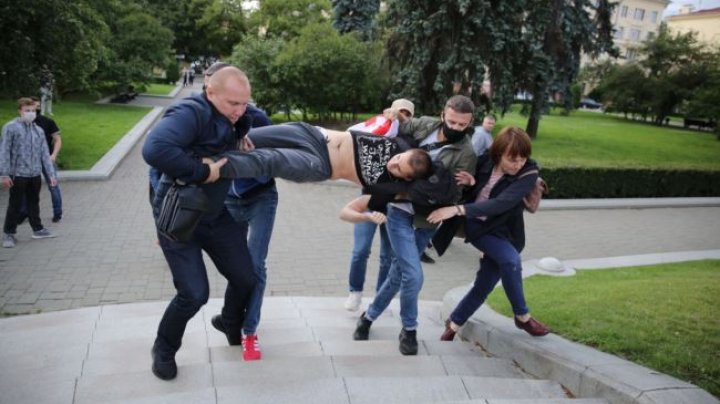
427;126;551;339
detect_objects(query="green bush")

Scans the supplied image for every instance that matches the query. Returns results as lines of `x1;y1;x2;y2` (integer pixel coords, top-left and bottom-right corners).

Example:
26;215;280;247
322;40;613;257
543;167;720;198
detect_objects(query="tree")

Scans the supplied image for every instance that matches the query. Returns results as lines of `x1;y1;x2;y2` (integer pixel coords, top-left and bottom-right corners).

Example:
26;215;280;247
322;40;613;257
0;0;109;96
144;0;245;61
596;63;651;119
384;0;615;137
91;0;174;93
509;0;617;138
247;0;331;40
229;35;286;115
273;23;383;120
331;0;380;40
639;24;709;125
384;0;492;115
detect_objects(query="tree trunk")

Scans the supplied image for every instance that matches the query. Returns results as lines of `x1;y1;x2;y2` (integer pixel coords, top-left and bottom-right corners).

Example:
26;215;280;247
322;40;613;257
525;88;544;139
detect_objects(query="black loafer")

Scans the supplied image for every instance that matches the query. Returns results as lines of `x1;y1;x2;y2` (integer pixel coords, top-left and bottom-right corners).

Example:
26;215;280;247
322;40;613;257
353;312;373;341
211;314;242;346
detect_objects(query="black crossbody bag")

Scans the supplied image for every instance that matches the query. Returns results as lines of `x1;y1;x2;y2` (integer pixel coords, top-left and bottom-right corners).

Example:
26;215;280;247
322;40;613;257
156;180;209;242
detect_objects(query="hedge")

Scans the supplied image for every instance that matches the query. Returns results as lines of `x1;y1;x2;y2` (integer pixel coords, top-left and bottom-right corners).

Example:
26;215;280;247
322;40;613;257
541;167;720;198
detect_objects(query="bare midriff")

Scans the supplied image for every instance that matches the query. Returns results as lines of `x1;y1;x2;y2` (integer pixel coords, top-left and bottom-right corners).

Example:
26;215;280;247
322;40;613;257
325;129;361;184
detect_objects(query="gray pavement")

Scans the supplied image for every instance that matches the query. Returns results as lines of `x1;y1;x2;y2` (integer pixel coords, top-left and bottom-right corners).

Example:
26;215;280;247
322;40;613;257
0;82;718;402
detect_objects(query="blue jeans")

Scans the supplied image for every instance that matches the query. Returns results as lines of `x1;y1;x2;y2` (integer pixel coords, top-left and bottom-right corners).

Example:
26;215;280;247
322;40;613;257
366;206;435;330
449;234;529;326
155;210;256;355
225;185;278;335
348;221;392;293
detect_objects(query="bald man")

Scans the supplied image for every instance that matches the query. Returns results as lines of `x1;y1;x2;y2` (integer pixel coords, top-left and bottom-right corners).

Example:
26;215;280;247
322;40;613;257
142;67;257;381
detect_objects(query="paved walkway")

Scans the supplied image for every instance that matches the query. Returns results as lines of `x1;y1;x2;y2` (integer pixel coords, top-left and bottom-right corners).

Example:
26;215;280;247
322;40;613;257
1;82;719;315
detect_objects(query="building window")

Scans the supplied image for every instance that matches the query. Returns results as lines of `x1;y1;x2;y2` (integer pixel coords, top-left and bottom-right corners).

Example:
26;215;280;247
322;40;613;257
614;26;625;39
650;11;658;23
629;28;641;41
634;8;645;21
621;5;629;17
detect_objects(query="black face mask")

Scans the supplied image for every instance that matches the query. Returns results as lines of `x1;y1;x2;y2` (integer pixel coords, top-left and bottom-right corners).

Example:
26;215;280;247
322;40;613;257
442;121;469;143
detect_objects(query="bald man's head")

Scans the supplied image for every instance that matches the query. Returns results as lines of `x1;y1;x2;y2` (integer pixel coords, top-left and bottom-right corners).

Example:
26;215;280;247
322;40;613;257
206;67;251;124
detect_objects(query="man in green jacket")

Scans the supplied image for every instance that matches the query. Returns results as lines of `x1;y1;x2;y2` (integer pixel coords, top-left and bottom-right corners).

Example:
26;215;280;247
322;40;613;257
352;95;477;355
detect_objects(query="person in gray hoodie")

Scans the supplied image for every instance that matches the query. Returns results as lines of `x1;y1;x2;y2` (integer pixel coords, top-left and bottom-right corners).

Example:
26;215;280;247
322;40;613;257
1;97;57;248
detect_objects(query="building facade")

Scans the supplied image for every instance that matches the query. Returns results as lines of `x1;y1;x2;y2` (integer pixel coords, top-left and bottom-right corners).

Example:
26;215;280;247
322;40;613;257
610;0;670;62
666;6;720;47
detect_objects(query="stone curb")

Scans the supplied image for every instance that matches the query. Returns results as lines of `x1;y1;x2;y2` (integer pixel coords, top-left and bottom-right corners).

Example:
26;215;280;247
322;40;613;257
442;250;720;404
58;106;164;181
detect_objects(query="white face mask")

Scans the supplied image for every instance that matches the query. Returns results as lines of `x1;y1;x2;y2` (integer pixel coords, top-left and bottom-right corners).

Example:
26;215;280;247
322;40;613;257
21;111;36;123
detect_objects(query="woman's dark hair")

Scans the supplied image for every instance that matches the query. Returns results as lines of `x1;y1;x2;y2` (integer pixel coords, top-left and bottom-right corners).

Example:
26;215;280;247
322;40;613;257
489;126;532;165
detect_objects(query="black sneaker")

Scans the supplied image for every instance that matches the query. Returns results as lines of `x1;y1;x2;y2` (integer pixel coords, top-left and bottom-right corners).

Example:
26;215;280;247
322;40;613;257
52;215;62;223
353;312;372;341
211;314;242;346
399;328;418;355
420;251;435;264
151;345;177;380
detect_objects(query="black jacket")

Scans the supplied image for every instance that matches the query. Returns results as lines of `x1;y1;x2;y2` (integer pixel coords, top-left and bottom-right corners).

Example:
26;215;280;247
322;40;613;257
433;153;539;255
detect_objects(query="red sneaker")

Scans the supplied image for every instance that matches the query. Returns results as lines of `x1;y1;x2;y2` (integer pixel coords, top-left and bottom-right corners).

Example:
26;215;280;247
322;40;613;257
242;334;262;361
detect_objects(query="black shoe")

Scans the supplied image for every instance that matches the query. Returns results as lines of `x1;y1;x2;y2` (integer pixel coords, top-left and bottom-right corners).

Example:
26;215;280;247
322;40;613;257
211;314;243;346
420;251;435;264
151;345;177;380
399;328;418;355
353;312;372;341
52;215;62;223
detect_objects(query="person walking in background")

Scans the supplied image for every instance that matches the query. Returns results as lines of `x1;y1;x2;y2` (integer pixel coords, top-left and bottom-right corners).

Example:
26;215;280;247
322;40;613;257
343;98;415;312
1;98;58;248
471;114;496;157
428;126;551;341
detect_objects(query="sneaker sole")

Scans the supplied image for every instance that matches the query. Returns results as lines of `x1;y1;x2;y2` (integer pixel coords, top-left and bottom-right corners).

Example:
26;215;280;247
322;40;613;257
31;235;56;239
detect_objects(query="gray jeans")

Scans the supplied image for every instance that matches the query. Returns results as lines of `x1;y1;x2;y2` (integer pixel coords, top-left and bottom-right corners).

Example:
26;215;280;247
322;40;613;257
220;122;332;182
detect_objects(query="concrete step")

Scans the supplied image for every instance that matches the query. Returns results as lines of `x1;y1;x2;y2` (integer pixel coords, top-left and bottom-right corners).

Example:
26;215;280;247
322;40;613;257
0;297;612;404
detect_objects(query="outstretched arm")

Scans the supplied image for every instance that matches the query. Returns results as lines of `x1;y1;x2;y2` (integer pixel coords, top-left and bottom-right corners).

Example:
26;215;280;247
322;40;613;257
339;195;386;224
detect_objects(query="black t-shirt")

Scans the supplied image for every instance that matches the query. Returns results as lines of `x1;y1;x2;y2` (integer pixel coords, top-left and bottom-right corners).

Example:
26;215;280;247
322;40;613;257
34;114;60;150
352;131;399;187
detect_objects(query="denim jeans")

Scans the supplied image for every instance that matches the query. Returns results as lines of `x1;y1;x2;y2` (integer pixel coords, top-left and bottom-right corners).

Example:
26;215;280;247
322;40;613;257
348;220;392;293
366;206;435;330
449;234;529;326
155;210;256;355
225;185;278;335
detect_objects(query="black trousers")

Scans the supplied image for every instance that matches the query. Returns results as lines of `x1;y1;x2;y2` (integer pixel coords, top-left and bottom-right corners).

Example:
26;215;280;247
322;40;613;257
4;176;43;233
154;209;257;355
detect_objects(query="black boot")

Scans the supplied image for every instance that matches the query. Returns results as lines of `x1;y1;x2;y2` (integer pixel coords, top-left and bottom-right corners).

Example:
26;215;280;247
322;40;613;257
211;314;243;346
399;328;418;355
353;312;372;340
151;344;177;380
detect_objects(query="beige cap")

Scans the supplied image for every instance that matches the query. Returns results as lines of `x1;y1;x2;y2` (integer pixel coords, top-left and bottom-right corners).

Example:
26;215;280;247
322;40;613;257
391;98;415;117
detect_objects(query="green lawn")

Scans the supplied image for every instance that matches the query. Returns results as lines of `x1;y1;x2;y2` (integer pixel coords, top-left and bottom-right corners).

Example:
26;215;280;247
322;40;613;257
0;100;151;170
140;83;177;96
495;109;720;171
486;260;720;398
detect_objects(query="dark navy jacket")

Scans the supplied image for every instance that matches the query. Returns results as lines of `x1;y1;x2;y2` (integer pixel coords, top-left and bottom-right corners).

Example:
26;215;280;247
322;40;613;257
142;93;251;220
433;154;539;255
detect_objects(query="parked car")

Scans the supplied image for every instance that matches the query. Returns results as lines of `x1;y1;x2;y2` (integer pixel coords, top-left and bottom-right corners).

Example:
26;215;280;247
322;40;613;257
579;98;603;109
